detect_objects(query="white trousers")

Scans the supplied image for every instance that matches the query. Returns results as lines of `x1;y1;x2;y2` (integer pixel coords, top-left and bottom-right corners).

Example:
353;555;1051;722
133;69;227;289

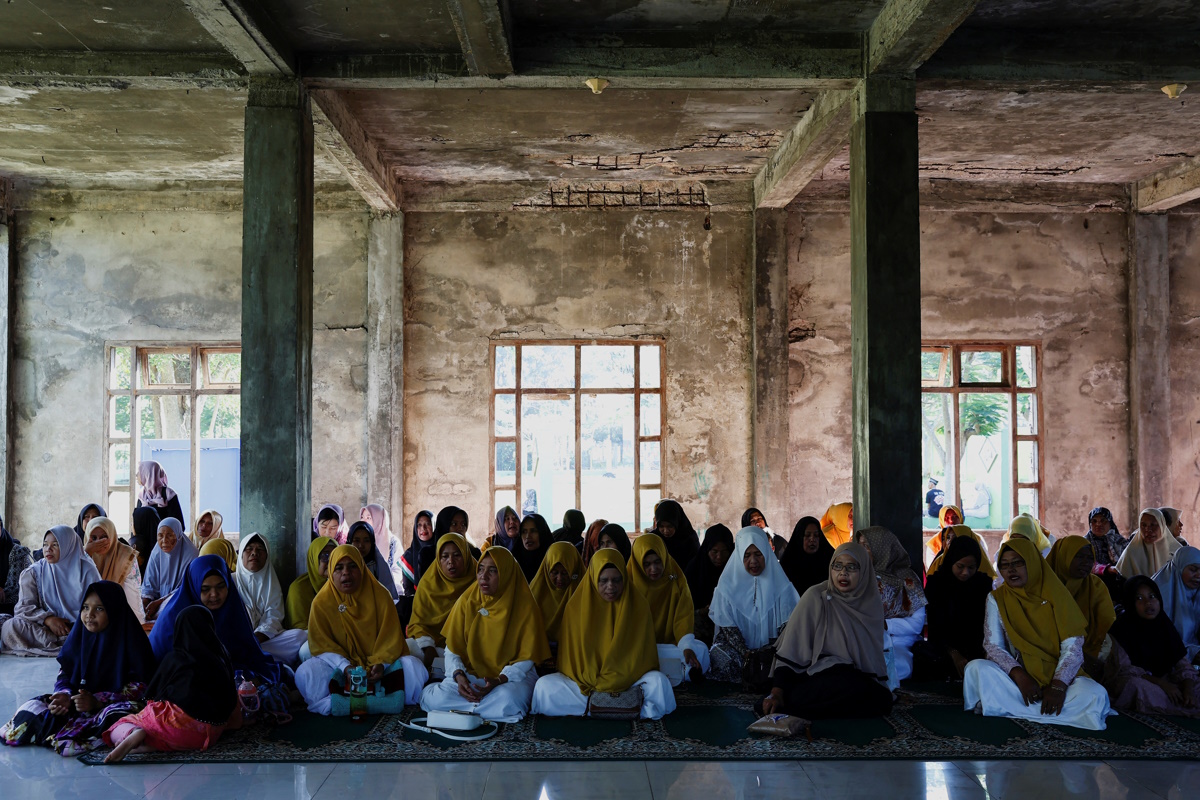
531;671;676;720
419;669;537;723
295;653;428;715
886;608;926;682
406;639;446;680
656;642;711;686
261;629;307;666
962;658;1115;731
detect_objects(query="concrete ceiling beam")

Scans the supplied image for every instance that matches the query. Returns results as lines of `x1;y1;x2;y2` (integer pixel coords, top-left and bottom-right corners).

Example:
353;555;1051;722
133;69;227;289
752;0;977;210
1134;157;1200;213
310;90;402;212
0;51;245;88
919;29;1200;90
180;0;295;76
514;29;862;85
753;89;853;209
301;31;861;90
445;0;514;77
793;179;1133;214
868;0;982;74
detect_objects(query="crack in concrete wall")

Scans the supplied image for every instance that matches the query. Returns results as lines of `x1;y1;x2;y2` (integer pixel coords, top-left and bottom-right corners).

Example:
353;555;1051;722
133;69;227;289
788;208;1138;537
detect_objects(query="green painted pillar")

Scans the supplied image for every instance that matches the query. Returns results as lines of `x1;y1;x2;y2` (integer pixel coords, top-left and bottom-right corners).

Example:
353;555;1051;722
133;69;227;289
240;77;313;582
850;76;923;569
752;207;791;533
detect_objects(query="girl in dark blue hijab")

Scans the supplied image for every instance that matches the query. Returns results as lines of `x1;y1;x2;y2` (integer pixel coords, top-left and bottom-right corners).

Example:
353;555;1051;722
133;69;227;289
2;580;156;756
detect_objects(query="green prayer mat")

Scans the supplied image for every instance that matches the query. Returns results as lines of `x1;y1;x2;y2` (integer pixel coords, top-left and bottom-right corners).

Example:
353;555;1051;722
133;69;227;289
80;681;1200;764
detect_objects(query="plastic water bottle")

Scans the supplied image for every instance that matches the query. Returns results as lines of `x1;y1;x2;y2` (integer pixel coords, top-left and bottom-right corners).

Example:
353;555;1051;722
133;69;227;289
348;666;368;722
236;671;260;718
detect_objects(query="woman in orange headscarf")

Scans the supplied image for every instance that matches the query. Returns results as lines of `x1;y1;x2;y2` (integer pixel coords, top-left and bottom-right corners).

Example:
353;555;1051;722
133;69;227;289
926;525;997;580
293;545;427;715
419;548;550;722
531;550;676;719
820;503;854;548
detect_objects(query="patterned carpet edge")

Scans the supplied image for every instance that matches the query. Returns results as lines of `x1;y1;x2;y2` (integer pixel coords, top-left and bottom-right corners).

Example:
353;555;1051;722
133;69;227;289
78;686;1200;765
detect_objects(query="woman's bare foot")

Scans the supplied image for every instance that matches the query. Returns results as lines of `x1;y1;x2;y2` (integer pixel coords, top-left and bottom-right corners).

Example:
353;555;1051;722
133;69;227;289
105;727;147;763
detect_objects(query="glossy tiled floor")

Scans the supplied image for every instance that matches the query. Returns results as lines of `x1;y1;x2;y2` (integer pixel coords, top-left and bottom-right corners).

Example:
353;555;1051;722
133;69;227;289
2;655;1197;799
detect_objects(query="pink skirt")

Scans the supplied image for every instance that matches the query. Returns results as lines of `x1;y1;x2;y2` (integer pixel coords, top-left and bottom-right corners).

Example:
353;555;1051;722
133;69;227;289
103;701;227;752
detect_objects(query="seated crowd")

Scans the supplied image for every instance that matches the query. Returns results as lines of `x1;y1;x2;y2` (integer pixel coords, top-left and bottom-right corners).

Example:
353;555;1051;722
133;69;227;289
0;459;1196;761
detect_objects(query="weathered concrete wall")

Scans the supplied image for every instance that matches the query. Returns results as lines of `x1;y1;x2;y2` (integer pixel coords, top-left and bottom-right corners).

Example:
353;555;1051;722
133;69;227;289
9;209;368;544
404;210;754;544
789;209;1133;535
1168;215;1200;527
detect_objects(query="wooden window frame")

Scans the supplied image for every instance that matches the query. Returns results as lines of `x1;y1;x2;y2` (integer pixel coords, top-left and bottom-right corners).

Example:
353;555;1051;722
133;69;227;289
104;342;241;532
921;341;1043;530
490;339;666;532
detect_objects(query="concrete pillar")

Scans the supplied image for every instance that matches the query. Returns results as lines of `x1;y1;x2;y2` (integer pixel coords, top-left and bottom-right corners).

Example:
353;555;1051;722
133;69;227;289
849;76;923;568
752;207;791;535
240;77;314;581
1128;213;1171;514
365;212;404;543
0;211;12;524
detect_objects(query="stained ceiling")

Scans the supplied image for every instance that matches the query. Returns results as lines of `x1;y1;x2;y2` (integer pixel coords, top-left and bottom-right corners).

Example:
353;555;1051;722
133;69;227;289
341;88;813;183
0;1;1194;201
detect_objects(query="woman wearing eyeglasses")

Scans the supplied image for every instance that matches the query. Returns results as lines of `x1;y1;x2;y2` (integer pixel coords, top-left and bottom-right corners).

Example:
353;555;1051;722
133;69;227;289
759;542;893;719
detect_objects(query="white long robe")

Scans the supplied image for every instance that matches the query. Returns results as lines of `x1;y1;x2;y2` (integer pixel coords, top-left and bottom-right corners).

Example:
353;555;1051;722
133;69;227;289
419;648;536;722
962;595;1114;731
295;651;427;715
531;670;676;720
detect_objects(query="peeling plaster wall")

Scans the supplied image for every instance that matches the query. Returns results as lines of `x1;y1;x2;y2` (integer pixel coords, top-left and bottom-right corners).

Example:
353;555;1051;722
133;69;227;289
789;209;1133;536
404;210;753;544
9;209;369;544
1168;215;1200;526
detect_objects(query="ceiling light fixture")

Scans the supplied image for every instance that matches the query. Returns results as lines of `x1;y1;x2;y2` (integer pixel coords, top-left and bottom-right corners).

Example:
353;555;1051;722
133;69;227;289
1161;83;1187;99
585;78;610;95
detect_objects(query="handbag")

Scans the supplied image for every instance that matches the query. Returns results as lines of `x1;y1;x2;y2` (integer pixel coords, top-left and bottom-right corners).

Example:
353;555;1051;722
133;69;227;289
586;686;644;720
747;713;812;740
742;646;776;693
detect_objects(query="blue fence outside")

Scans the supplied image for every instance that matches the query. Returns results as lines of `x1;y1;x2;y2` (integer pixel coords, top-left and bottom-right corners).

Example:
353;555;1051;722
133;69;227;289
140;438;241;531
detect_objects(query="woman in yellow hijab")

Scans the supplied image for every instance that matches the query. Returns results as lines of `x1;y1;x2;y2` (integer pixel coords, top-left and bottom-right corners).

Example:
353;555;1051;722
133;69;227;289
529;541;584;646
1047;536;1117;664
284;537;336;630
294;545;427;715
531;550;676;719
199;538;237;573
962;537;1114;730
1003;513;1054;555
406;533;477;679
419;547;550;722
628;533;709;684
927;525;996;579
821;503;854;548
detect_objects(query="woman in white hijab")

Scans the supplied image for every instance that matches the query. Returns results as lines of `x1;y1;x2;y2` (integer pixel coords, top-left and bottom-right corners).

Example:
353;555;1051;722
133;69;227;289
235;533;307;666
707;526;800;682
1;526;101;656
760;541;893;719
1117;508;1183;579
